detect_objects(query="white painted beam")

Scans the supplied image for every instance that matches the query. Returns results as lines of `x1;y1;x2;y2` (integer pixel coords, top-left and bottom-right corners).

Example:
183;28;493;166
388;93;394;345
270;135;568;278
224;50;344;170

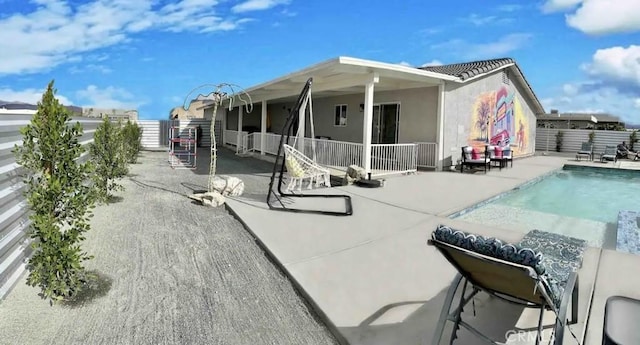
362;73;379;178
236;106;243;154
261;101;267;155
297;91;308;153
436;81;446;171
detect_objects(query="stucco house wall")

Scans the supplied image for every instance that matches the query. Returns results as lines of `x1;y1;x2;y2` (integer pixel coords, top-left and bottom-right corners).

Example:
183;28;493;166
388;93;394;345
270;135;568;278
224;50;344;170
441;70;538;167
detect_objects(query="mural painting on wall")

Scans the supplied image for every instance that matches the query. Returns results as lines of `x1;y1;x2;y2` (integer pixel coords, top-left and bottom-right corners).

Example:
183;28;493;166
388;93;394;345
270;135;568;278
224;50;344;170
469;86;529;155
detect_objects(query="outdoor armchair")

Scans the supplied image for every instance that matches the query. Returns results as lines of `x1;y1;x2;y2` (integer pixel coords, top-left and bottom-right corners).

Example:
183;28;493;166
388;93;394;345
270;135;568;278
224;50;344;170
460;146;491;173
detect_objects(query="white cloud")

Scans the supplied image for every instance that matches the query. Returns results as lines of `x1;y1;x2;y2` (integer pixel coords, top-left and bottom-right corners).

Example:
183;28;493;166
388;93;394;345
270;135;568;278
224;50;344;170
582;45;640;90
0;87;73;105
398;61;412;67
541;85;636;120
75;85;142;109
496;4;524;12
541;0;582;13
542;0;640;34
231;0;289;13
421;60;443;67
546;46;640;124
463;14;498;26
69;64;112;74
432;33;532;59
0;0;282;75
562;83;579;96
542;49;640;125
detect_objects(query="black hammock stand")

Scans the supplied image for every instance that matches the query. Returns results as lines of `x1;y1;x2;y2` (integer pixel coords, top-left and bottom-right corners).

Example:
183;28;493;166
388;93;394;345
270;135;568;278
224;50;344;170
266;78;353;216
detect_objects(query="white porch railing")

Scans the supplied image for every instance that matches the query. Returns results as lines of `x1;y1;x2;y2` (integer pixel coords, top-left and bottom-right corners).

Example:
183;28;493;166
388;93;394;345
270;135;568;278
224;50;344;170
301;138;363;169
223;129;250;152
250;132;281;155
371;144;417;175
225;131;435;176
416;142;438;168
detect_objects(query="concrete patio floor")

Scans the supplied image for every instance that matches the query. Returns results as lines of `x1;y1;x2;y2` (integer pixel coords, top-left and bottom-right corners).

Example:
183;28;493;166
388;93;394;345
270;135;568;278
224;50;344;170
223;152;640;345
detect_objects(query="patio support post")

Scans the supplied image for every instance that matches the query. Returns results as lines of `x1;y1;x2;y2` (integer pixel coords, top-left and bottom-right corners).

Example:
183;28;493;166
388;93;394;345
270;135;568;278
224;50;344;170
297;96;307;153
436;81;446;171
362;73;379;178
236;106;243;154
261;100;267;155
221;105;226;145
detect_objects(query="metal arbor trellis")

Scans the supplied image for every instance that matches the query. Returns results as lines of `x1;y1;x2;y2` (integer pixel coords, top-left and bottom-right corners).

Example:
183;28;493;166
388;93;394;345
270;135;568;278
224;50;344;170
182;83;253;192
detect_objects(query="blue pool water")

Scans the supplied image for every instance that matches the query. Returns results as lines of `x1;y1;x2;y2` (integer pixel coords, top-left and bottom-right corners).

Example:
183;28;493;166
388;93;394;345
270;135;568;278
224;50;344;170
495;167;640;223
454;166;640;248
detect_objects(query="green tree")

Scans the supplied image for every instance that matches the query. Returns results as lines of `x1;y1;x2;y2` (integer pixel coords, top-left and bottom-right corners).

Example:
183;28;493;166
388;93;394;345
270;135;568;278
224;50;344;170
90;116;128;203
121;120;143;163
555;130;565;152
13;80;95;303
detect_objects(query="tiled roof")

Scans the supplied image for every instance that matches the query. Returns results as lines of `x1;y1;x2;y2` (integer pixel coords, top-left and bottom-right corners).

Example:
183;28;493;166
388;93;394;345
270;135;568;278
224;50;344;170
420;57;545;115
419;58;515;80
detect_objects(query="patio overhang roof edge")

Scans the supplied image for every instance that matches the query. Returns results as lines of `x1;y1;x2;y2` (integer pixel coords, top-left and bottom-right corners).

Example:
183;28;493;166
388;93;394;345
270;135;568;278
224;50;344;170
204;56;458;108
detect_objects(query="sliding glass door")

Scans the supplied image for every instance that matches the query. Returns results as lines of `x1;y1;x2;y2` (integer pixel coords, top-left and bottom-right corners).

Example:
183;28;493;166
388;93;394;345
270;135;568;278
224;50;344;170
371;103;399;144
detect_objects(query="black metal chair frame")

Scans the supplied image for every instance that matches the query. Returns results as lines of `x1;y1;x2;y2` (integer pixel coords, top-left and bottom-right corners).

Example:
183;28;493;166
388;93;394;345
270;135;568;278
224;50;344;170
266;78;353;216
460;146;491;173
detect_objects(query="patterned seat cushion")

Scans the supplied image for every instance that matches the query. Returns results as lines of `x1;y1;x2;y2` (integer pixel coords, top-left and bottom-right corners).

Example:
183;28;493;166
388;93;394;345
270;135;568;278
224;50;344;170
517;230;586;306
432;225;586;308
432;225;545;274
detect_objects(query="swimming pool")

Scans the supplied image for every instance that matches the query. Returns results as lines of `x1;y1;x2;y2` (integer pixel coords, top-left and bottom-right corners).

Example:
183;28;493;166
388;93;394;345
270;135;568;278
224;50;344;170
453;166;640;248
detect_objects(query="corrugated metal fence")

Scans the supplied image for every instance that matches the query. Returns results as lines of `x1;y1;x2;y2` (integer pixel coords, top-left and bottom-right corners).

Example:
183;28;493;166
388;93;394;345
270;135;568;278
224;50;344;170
138;119;221;150
0;114;102;300
536;128;637;153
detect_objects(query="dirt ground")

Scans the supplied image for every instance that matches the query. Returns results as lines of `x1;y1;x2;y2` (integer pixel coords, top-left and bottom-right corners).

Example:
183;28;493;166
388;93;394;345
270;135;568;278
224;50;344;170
0;147;338;345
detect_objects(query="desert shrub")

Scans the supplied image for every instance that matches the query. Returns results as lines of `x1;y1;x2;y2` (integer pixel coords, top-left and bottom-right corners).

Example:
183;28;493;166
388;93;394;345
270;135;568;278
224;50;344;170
122;120;143;163
13;80;96;303
90;116;128;203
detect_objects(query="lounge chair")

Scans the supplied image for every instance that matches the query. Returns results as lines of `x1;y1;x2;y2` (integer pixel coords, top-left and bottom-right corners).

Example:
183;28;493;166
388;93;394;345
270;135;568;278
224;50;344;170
600;145;617;163
283;144;331;191
428;225;586;345
576;142;593;161
460;146;491;173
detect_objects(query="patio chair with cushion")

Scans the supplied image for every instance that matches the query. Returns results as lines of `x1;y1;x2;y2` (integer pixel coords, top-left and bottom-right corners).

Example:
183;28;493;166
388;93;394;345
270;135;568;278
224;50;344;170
576;142;593;161
486;145;507;170
428;225;586;345
500;145;513;168
283;143;331;192
600;145;618;163
460;146;491;173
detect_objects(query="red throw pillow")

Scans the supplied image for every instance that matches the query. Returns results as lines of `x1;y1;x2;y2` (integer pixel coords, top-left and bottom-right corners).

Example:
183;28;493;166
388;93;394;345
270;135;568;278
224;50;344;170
471;148;480;160
495;147;503;158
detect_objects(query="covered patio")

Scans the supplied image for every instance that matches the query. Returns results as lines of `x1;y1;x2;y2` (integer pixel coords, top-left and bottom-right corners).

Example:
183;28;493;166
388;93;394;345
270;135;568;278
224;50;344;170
208;57;455;176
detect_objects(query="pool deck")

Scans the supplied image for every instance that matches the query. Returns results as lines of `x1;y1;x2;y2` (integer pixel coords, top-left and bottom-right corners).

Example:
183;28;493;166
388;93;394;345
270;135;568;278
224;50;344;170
224;154;640;344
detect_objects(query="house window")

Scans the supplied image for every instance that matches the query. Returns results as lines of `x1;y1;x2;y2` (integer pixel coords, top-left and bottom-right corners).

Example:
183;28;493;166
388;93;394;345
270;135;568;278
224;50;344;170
502;70;510;85
334;104;347;127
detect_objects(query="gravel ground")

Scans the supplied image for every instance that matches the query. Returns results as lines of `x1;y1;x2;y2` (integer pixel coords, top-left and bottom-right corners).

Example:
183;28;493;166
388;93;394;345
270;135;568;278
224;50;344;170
0;147;338;345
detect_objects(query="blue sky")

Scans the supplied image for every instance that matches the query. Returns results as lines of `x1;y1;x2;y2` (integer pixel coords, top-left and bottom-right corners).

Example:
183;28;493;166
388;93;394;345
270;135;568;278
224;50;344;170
0;0;639;123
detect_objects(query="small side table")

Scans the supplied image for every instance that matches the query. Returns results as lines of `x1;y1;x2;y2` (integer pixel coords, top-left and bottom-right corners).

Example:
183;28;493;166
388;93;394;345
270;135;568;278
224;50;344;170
603;296;640;345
